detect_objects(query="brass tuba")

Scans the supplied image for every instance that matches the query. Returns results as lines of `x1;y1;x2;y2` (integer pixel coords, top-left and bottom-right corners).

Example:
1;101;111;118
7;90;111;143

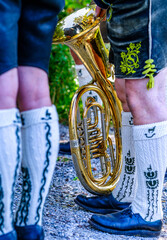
53;5;122;195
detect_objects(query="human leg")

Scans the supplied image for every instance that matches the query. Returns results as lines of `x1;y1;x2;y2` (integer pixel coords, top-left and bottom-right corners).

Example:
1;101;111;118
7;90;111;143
15;68;59;240
75;78;137;212
15;0;65;239
72;48;133;212
90;0;167;235
112;79;137;203
0;0;21;238
90;68;167;237
0;69;20;240
125;68;167;221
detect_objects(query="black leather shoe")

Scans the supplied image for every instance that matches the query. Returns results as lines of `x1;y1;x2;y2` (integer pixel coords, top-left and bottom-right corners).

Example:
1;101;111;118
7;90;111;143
15;225;44;240
0;230;17;240
74;193;130;214
89;207;162;237
59;142;71;155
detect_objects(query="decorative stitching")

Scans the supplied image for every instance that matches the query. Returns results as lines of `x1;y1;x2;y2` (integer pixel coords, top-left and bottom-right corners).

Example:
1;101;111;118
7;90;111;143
129;178;134;197
107;7;113;22
120;42;141;75
13;112;22;125
116;150;136;200
119;176;130;202
142;59;157;89
145;189;151;220
20;115;25;126
35;122;51;224
144;165;158;181
0;176;4;234
15;168;31;226
150;189;155;221
41;109;52;121
144;126;156;139
116;174;126;200
144;165;159;221
11;126;21;227
155;189;158;213
125;150;135;174
129;117;133;125
78;69;82;77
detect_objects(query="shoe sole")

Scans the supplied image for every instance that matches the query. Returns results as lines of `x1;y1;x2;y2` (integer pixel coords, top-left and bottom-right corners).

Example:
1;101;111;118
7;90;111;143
89;219;161;238
74;198;119;214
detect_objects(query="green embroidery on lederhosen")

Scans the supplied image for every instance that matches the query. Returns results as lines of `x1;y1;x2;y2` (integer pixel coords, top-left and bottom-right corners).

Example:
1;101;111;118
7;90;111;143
142;59;157;89
107;7;113;22
120;42;141;75
101;0;113;21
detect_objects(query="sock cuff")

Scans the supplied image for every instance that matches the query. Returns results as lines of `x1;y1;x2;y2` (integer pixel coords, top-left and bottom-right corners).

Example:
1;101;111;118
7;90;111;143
75;64;85;71
75;64;92;86
0;108;21;127
21;105;58;127
122;111;133;126
133;120;167;140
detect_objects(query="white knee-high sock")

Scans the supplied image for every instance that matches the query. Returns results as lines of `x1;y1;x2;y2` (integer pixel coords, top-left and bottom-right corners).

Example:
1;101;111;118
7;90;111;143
15;105;59;226
76;64;102;127
76;64;95;107
132;121;167;221
0;108;21;235
112;112;137;202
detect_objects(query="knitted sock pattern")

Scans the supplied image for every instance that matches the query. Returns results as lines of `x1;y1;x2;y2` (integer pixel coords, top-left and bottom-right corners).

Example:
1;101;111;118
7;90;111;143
0;108;21;235
15;105;59;226
132;121;167;221
112;112;137;202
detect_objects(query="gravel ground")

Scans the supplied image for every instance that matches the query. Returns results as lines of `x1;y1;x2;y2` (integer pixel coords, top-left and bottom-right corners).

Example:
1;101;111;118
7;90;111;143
14;123;167;240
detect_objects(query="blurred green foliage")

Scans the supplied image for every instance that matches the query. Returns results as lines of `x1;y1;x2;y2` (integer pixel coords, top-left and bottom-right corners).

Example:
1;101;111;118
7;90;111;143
49;44;76;124
59;0;91;19
49;0;91;124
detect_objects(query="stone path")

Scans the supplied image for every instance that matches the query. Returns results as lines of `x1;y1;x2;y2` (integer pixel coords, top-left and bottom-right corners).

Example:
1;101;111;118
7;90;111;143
42;154;167;240
14;124;167;240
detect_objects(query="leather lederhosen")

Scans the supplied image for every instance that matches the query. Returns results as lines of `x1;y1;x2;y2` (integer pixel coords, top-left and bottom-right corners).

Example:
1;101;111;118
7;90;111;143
0;0;65;75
